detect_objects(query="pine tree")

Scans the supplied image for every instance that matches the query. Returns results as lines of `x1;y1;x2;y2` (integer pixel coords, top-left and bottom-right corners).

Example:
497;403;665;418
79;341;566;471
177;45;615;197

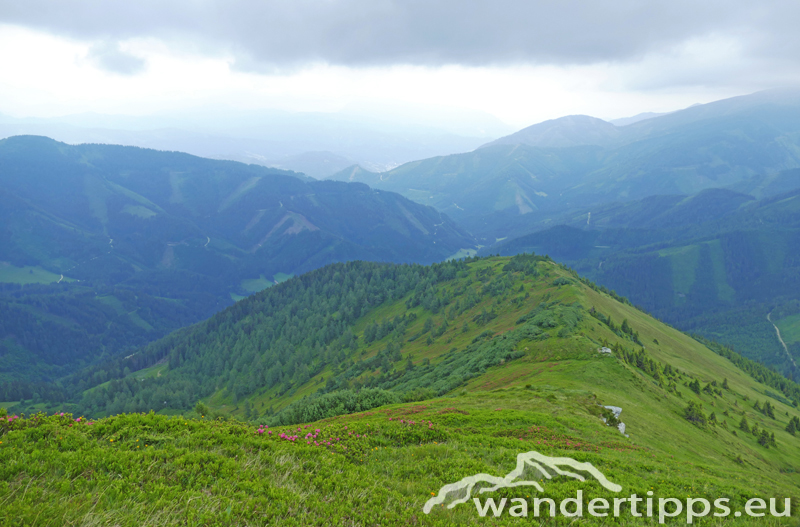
684;401;707;426
787;417;799;436
722;378;729;390
739;416;750;433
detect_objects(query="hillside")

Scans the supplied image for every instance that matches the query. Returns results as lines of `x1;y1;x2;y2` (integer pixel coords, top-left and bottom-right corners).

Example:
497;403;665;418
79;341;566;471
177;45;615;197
489;185;800;377
480;115;621;149
2;254;799;524
0;136;474;384
330;89;800;240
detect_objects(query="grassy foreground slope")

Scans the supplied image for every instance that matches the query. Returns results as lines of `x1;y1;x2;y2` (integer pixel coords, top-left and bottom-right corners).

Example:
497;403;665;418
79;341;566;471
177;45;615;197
2;255;800;525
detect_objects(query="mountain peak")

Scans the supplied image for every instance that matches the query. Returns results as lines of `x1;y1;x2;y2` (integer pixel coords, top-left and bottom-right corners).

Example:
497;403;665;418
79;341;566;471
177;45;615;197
480;114;619;149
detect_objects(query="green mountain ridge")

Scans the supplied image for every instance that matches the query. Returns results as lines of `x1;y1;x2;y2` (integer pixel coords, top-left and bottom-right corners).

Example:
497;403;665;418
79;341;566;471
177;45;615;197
0;135;475;384
2;255;799;524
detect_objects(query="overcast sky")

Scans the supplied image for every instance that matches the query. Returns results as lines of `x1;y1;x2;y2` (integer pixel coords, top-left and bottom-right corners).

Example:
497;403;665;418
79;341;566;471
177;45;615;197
1;0;799;128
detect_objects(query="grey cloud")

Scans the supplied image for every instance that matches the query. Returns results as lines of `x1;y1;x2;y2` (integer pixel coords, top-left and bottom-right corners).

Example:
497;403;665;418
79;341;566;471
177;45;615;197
86;41;146;75
1;0;798;72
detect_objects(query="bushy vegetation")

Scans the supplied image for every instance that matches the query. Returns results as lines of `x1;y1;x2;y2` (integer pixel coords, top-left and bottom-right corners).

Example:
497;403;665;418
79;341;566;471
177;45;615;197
2;394;798;526
269;388;401;426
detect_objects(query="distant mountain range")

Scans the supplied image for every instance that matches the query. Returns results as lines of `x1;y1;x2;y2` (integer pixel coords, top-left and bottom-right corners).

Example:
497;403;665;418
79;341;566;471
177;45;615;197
330;88;800;240
0;105;513;178
6;88;800;385
0;135;474;382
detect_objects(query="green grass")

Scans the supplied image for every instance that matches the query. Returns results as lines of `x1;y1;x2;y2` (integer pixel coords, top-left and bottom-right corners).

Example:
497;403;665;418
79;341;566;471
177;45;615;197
240;272;293;294
273;272;294;283
1;395;796;526
121;204;157;219
96;295;154;331
127;310;154;332
0;262;69;285
706;240;736;303
240;275;273;294
446;248;478;260
96;294;126;315
659;244;700;298
776;313;800;345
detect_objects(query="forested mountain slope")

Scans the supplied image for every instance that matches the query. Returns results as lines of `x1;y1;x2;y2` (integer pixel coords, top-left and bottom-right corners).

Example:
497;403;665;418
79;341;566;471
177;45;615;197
2;255;798;524
489;185;800;377
0;136;474;384
330;89;800;239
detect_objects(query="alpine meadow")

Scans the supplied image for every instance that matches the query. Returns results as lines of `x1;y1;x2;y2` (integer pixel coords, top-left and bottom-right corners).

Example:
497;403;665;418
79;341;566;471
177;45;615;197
3;2;800;526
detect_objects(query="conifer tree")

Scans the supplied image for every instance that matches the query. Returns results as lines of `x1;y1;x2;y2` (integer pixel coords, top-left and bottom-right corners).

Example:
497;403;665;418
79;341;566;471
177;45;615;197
739;416;750;433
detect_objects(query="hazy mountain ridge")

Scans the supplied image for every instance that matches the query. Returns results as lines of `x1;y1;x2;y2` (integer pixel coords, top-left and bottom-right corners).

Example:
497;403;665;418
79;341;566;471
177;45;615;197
0;105;511;179
0;135;475;382
480;115;621;149
330;89;800;240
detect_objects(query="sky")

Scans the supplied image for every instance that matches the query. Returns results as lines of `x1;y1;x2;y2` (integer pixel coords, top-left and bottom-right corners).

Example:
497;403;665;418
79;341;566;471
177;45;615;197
1;0;799;129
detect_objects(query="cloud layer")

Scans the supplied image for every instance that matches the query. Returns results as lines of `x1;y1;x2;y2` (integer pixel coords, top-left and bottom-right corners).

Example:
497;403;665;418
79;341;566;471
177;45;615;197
2;0;796;71
87;41;146;75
